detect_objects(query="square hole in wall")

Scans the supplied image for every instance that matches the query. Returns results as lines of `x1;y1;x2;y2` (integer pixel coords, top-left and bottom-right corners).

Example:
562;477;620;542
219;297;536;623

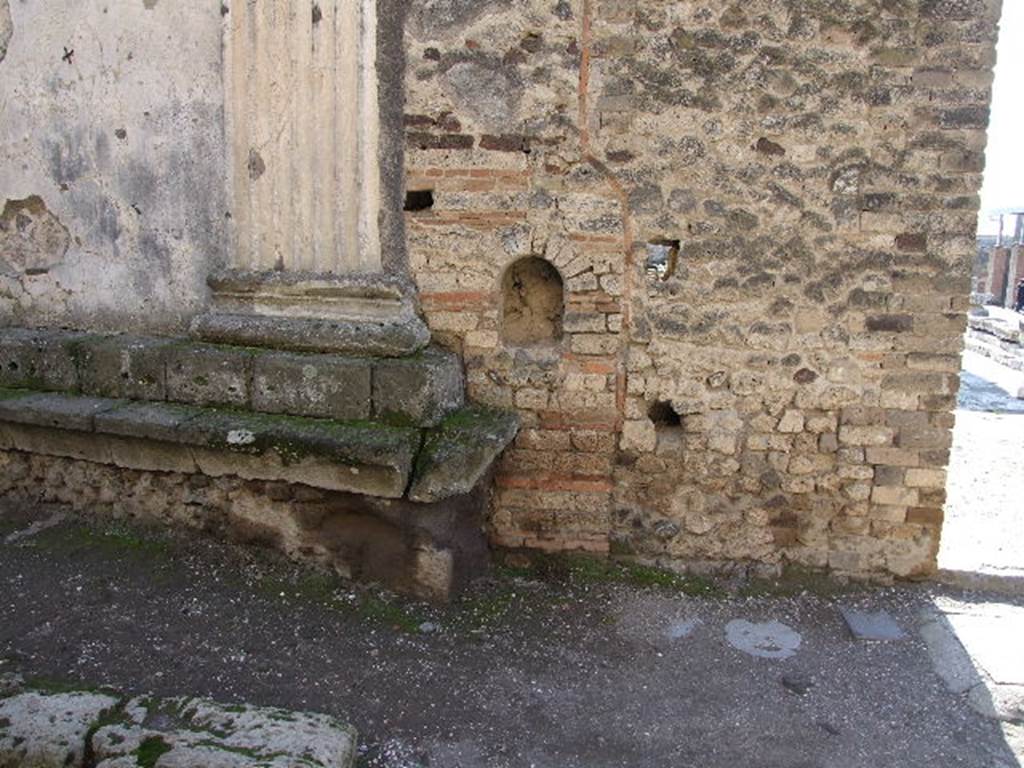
404;189;434;212
645;239;681;280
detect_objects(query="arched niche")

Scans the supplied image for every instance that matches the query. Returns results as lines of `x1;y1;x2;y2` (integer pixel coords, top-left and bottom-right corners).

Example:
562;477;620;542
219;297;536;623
500;257;564;346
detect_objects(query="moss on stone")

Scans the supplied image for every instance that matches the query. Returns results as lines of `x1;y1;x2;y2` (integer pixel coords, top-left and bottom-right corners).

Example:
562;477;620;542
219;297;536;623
135;735;172;768
198;407;420;466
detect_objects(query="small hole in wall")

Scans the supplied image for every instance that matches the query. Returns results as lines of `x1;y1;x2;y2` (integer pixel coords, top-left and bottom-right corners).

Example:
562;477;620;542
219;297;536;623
404;189;434;212
646;239;681;280
501;257;564;346
648;400;682;430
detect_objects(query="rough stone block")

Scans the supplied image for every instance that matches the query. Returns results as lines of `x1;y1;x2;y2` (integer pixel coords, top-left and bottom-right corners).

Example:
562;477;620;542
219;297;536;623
165;343;254;407
373;347;464;427
90;696;357;768
253;352;371;420
0;691;120;768
0;327;81;392
178;410;421;498
839;425;895;446
409;406;519;503
192;311;430;357
75;335;173;400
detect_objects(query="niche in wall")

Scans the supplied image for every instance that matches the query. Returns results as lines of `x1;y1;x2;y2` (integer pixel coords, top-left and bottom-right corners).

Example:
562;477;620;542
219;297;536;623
501;257;564;346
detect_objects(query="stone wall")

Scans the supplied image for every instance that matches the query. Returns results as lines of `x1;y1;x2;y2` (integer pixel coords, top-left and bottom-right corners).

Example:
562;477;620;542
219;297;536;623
402;0;1001;577
0;0;1004;580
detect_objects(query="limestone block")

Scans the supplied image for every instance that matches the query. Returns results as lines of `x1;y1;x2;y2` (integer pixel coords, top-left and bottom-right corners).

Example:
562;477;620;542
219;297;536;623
373;347;464;427
191;312;430;357
91;697;357;768
0;328;81;392
0;391;118;431
620;420;657;453
838;425;895;446
75;335;174;400
165;343;254;408
777;410;805;433
253;352;371;421
0;691;120;768
95;401;205;443
408;406;519;503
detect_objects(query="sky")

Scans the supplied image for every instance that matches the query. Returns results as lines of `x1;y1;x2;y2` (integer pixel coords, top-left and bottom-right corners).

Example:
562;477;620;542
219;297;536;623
977;2;1024;235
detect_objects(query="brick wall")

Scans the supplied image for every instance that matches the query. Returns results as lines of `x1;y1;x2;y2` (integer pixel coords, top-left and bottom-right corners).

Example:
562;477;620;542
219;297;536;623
402;0;1001;578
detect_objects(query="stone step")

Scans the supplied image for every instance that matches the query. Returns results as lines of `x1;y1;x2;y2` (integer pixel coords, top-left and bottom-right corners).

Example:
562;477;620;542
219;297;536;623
0;387;518;503
0;327;464;427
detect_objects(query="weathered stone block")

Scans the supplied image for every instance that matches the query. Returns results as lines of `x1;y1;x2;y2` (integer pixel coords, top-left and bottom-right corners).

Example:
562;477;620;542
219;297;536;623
409;406;519;503
0;391;117;431
95;401;204;443
90;696;357;768
165;343;254;408
253;352;371;421
373;347;464;427
0;328;80;392
839;425;895;446
0;691;120;768
75;335;174;400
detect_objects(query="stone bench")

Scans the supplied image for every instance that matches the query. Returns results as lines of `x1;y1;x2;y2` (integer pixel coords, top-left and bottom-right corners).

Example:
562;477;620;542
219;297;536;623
0;326;519;600
0;388;517;502
0;328;464;427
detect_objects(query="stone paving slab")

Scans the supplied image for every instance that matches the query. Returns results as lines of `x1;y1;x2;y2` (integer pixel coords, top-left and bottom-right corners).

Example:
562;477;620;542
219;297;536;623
0;687;357;768
0;690;120;768
839;606;906;641
920;599;1024;724
91;696;357;768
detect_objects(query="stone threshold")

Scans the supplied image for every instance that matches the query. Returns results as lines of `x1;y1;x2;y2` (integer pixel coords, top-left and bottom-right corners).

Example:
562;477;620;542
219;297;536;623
0;388;518;502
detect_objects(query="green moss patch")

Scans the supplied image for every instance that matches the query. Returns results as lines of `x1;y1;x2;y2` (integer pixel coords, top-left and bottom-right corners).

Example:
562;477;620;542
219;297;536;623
136;735;172;768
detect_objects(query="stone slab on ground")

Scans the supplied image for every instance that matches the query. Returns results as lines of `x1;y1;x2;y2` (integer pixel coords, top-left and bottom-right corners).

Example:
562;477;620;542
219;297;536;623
0;685;357;768
92;696;357;768
920;600;1024;724
840;607;906;641
939;351;1024;588
0;690;120;768
724;619;802;660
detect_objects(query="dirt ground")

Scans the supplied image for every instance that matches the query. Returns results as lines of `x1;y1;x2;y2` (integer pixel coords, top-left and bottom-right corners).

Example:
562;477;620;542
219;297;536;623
940;350;1024;582
1;502;1022;768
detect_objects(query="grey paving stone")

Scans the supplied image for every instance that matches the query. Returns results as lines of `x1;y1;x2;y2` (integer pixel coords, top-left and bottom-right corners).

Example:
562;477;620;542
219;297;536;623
725;619;802;660
840;607;906;641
